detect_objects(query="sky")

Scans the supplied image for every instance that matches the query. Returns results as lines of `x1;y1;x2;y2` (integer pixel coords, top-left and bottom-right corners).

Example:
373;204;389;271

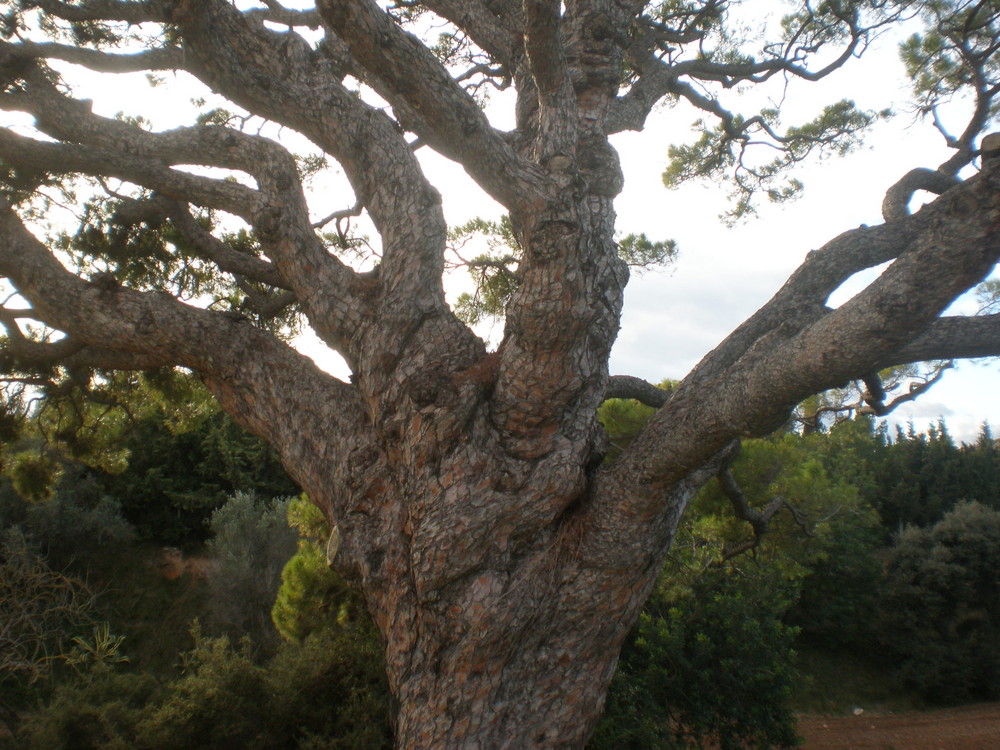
10;3;1000;444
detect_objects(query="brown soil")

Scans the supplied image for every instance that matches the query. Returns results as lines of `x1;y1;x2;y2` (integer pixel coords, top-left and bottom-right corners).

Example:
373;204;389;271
155;547;214;580
797;702;1000;749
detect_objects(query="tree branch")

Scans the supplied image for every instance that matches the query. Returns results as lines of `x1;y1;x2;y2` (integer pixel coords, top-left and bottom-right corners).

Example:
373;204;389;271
604;375;671;407
315;0;545;211
522;0;577;157
418;0;518;65
175;0;452;313
882;168;961;223
860;363;953;416
881;314;1000;365
0;198;377;538
25;0;168;24
591;151;1000;573
10;40;183;73
0;47;375;361
713;444;813;560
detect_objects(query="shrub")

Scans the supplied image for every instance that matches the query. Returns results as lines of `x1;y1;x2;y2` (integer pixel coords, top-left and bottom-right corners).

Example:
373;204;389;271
0;528;96;689
591;566;800;750
136;628;271;750
878;501;1000;704
13;623;391;750
12;667;160;750
205;492;297;652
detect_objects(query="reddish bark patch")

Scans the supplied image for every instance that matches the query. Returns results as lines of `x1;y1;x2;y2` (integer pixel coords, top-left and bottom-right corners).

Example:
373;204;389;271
797;702;1000;749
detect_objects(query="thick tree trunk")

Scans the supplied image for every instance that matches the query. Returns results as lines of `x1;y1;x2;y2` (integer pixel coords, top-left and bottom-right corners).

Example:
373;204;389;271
359;476;677;750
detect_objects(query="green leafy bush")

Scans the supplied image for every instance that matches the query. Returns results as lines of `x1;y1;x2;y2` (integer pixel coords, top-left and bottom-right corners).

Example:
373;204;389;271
205;492;297;652
12;668;160;750
878;501;1000;704
272;497;368;642
591;567;800;750
14;625;391;750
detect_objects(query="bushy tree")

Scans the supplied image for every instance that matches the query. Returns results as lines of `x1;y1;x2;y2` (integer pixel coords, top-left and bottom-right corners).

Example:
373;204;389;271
879;501;1000;704
13;625;391;750
93;379;299;544
204;492;298;652
272;496;369;644
8;667;160;750
1;1;999;745
592;567;800;750
1;469;134;568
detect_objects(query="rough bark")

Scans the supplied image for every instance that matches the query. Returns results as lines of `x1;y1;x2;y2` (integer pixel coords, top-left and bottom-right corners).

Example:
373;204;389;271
1;2;999;748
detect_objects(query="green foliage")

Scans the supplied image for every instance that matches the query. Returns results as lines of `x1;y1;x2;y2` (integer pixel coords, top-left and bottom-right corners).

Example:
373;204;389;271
617;233;678;270
205;493;298;652
12;667;161;750
89;383;298;544
663;101;882;222
597;381;675;461
787;514;882;650
273;497;370;643
592;567;800;750
870;419;1000;531
56;198;301;339
901;2;1000;126
0;469;134;568
878;501;1000;705
14;625;391;750
677;432;879;582
8;450;61;504
450;216;520;325
1;369;219;505
138;627;270;750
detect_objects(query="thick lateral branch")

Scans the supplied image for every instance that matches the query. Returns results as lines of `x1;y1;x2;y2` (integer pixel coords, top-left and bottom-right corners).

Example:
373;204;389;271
882;168;962;222
316;0;544;211
882;314;1000;364
604;375;671;407
0;331;173;373
0;50;371;355
523;0;575;123
147;198;290;289
587;159;1000;572
419;1;518;64
176;1;450;310
29;0;167;24
11;41;182;72
678;222;910;392
0;128;260;219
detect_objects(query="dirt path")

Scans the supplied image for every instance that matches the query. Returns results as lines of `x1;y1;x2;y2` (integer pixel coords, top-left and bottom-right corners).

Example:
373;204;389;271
797;702;1000;749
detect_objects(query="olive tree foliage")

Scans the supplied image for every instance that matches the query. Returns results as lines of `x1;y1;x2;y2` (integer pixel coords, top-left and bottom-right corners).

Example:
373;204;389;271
0;0;999;747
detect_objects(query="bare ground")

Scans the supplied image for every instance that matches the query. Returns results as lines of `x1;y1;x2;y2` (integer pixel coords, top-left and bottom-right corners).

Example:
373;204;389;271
797;702;1000;749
